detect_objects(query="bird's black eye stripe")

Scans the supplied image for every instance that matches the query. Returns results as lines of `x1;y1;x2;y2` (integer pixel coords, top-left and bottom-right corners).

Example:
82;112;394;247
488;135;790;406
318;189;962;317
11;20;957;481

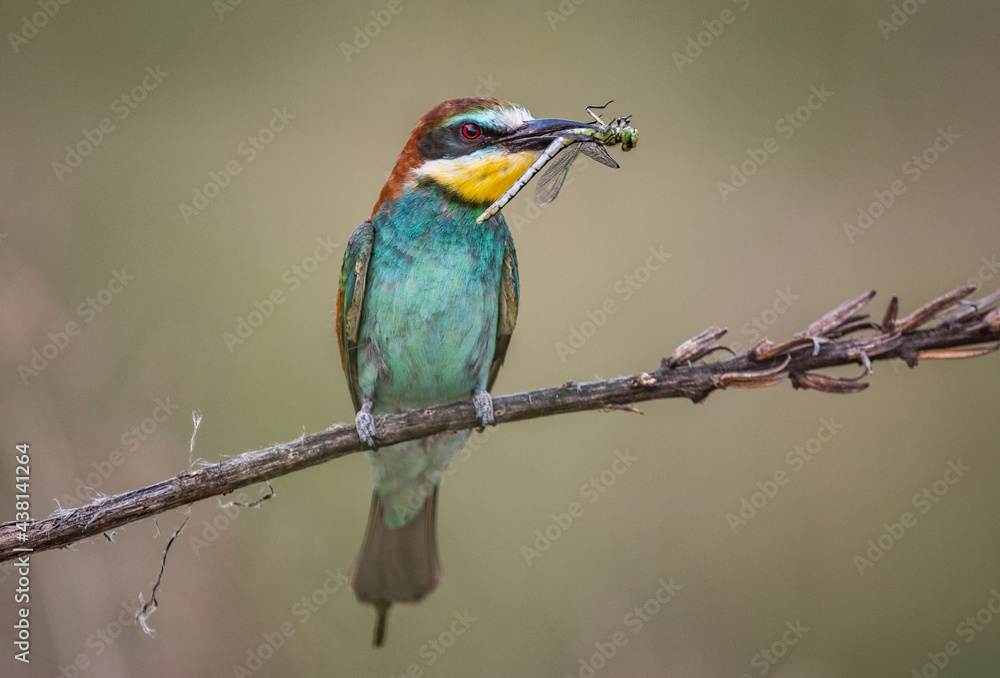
417;121;500;160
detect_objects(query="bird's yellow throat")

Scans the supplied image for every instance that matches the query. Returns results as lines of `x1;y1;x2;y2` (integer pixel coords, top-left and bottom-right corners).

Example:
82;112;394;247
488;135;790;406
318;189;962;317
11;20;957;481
415;151;541;205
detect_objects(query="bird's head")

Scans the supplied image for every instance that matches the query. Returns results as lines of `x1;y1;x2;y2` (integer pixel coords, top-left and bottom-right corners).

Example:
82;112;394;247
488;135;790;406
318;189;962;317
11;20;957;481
371;98;602;216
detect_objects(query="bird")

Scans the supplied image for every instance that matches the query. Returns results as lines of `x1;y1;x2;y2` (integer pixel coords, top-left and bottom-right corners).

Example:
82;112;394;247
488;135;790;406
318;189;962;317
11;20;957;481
335;97;612;646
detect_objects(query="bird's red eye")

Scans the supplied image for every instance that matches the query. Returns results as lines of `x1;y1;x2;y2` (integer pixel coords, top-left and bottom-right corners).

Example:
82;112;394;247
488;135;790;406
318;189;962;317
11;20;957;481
461;123;481;140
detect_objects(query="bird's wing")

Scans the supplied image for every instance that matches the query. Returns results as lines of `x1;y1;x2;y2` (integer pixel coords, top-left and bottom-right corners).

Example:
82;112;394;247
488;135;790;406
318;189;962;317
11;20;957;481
336;219;375;412
487;229;519;391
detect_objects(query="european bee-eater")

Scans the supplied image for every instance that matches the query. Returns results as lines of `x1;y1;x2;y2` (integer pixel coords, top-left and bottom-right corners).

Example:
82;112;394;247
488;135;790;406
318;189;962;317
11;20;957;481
336;97;618;646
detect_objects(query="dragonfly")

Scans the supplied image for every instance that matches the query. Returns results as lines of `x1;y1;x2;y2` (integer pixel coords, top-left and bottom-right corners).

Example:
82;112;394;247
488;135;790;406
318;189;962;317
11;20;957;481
476;101;638;223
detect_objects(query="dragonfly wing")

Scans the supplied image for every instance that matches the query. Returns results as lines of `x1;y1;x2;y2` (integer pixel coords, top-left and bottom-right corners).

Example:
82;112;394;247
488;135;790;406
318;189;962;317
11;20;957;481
534;143;582;207
580;142;619;169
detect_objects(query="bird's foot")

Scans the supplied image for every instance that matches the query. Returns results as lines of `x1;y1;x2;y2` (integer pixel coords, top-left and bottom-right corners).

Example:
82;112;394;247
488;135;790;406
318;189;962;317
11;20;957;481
356;398;382;449
472;388;495;431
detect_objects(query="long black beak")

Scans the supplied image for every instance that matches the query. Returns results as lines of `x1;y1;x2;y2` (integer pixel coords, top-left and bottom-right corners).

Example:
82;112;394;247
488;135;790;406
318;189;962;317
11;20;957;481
502;118;602;153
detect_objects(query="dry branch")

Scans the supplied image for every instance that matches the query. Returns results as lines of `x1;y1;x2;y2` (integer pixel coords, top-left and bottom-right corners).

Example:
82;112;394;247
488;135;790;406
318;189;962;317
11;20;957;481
2;285;999;563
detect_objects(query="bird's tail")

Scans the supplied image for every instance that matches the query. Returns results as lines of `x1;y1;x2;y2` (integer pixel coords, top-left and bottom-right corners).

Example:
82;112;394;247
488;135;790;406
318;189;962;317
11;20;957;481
350;486;441;647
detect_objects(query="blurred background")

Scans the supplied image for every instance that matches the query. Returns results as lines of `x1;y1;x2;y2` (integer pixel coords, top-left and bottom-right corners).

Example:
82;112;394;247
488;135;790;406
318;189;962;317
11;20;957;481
2;1;999;676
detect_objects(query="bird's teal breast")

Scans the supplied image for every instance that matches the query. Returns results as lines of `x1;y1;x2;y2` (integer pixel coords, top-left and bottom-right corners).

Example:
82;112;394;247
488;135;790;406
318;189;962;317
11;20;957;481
357;191;506;413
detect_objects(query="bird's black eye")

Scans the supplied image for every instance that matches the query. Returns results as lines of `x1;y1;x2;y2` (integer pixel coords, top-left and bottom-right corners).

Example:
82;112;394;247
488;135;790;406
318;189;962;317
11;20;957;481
461;122;481;140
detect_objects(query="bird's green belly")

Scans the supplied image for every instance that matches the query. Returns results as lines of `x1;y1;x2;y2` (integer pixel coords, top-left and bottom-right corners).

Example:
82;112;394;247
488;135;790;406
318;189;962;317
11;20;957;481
359;246;499;413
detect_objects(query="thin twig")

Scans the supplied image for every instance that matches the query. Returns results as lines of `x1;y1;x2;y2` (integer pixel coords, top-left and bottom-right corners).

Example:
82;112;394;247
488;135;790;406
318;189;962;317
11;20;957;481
136;517;189;636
